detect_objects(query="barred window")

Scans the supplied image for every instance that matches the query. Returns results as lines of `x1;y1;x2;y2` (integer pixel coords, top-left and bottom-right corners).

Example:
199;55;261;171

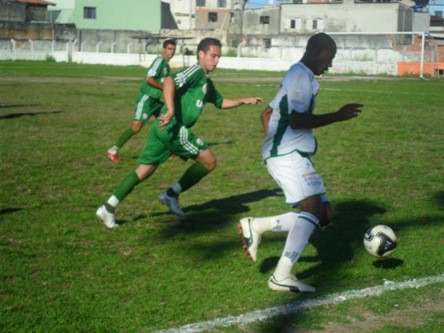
260;16;270;24
84;7;96;19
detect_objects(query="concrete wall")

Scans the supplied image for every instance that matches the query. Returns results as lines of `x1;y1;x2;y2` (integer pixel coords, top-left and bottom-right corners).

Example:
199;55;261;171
195;8;231;30
280;1;413;33
0;1;26;22
74;0;161;32
75;29;149;53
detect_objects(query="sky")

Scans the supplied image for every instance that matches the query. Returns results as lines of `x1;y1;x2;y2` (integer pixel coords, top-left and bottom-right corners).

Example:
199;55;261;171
429;0;444;16
247;0;444;16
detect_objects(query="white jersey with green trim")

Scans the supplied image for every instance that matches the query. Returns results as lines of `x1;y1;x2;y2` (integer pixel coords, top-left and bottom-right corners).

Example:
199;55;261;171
262;62;320;161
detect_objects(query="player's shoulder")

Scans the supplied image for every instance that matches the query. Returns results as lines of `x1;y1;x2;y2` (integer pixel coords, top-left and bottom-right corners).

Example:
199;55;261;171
283;62;311;83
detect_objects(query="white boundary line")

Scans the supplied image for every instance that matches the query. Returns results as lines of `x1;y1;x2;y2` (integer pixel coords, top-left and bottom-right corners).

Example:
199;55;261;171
155;273;444;333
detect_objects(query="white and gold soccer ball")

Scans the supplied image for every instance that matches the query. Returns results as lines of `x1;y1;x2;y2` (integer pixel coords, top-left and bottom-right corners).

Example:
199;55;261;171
363;225;398;258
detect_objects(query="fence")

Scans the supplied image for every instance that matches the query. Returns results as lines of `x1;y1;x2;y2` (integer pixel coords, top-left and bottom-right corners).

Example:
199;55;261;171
0;32;442;78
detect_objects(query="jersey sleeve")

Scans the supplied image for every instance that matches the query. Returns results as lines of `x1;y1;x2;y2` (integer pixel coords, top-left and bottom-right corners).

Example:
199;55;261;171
146;56;165;79
205;79;224;108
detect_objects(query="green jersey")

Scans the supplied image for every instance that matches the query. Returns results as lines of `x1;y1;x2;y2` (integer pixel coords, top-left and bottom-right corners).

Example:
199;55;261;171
140;55;170;100
162;63;224;128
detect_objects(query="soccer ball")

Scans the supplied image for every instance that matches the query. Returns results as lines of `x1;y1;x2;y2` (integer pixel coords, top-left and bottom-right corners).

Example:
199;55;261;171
363;225;398;258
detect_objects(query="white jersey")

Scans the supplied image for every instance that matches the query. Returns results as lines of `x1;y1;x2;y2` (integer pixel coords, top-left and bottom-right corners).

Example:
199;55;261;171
262;62;320;161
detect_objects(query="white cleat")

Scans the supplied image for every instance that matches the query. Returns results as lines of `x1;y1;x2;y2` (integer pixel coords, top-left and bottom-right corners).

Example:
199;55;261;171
96;205;119;228
268;275;316;293
238;217;261;262
159;191;185;217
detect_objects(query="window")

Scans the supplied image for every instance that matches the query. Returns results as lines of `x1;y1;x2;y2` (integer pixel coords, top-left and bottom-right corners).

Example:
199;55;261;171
260;16;270;24
218;0;227;7
84;7;96;19
208;12;218;22
436;11;443;18
196;0;206;6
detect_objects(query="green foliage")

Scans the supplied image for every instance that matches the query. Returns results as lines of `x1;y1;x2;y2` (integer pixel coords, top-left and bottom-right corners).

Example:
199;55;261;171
0;61;443;332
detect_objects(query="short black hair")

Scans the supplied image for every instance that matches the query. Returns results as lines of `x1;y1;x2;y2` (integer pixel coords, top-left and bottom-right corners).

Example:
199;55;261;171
197;38;222;54
163;39;177;48
305;33;336;56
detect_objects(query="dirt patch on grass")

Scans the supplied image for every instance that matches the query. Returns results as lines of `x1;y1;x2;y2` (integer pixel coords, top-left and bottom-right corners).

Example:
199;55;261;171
284;299;443;333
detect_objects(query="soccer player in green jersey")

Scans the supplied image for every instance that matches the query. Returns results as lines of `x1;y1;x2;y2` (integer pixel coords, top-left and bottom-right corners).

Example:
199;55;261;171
106;39;177;162
97;38;263;227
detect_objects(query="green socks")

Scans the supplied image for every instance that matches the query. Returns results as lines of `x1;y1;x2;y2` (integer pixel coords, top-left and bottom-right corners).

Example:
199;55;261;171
113;171;140;202
116;128;137;149
177;162;210;193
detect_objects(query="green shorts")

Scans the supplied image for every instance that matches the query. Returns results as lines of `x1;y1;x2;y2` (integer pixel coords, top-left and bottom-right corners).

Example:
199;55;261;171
138;120;209;166
133;93;164;122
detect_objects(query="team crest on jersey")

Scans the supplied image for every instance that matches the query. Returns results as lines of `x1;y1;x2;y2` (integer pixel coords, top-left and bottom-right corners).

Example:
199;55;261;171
148;69;156;77
196;100;203;108
202;83;207;95
176;73;186;87
164;68;168;75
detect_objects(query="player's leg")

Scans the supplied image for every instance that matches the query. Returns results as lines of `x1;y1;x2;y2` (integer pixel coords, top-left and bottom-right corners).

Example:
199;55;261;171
96;164;157;228
159;128;212;216
98;125;170;227
266;152;325;292
106;93;155;162
160;149;216;217
238;211;301;262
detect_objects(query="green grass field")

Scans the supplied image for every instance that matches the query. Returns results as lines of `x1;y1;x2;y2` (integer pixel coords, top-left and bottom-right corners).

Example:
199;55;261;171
1;61;443;332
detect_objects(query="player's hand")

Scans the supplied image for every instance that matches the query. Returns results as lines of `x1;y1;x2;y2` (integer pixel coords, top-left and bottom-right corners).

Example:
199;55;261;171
336;103;363;121
243;97;263;105
158;111;173;130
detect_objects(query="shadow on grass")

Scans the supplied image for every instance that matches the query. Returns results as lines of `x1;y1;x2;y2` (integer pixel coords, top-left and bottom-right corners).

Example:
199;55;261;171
158;188;282;238
0;207;23;216
0;104;39;109
373;258;404;269
0;110;63;120
249;196;444;333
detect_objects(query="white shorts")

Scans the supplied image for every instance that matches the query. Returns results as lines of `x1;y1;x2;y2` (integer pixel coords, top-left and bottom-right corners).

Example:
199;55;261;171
265;151;327;206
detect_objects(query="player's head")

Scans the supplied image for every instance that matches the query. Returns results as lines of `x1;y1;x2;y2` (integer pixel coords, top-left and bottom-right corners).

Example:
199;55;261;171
302;33;336;76
197;38;222;74
162;39;177;61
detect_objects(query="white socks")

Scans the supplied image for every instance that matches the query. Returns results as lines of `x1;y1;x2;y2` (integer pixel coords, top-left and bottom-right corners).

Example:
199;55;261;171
107;195;119;208
273;212;319;280
171;182;182;195
250;211;300;235
108;145;119;154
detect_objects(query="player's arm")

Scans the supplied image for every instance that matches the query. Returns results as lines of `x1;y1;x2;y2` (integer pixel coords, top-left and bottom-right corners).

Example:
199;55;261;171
158;76;175;129
220;97;263;109
145;77;163;90
261;106;273;135
290;103;364;129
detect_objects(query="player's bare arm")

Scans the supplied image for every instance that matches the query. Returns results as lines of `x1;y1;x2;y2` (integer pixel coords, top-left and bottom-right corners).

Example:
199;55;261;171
158;76;175;129
261;106;273;134
220;97;263;109
145;77;163;90
290;103;363;129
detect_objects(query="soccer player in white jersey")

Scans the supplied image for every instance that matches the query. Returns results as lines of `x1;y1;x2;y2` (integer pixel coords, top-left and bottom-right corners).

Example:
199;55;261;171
239;33;364;293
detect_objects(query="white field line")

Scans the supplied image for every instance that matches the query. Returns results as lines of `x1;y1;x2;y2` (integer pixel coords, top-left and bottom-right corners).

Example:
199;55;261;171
155;273;444;333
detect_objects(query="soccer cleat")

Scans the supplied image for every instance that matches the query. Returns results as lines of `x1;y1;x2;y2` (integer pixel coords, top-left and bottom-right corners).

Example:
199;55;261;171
159;191;185;217
238;217;261;262
106;150;119;163
96;205;119;228
268;275;315;293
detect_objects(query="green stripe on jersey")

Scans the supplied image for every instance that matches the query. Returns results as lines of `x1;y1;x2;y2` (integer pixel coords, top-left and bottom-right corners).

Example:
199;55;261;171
270;95;289;157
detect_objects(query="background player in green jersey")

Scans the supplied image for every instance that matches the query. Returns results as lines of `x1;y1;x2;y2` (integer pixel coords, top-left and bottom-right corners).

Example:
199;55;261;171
106;39;177;162
96;38;263;227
